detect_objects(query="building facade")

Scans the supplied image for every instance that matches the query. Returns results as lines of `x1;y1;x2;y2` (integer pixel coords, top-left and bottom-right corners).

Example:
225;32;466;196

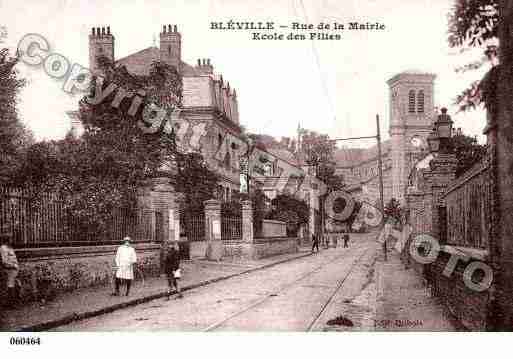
82;25;245;199
334;71;437;207
77;25;324;233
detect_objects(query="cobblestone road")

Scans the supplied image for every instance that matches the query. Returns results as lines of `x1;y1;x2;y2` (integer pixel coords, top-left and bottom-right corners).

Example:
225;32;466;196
55;234;380;331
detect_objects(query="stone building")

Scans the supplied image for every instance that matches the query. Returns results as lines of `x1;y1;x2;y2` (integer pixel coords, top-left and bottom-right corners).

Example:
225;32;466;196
334;71;437;206
77;25;324;231
81;25;244;199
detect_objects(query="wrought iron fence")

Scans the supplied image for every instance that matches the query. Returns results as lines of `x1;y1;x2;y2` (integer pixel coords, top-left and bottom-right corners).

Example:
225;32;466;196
0;187;161;248
442;159;492;249
221;216;242;241
180;213;205;242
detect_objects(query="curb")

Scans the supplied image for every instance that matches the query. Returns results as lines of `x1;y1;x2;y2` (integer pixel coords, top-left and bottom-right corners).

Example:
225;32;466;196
17;251;313;332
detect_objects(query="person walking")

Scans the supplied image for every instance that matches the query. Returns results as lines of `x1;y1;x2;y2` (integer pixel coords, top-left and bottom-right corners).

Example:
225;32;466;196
163;242;183;300
1;235;19;308
343;233;350;248
311;232;320;253
112;236;137;296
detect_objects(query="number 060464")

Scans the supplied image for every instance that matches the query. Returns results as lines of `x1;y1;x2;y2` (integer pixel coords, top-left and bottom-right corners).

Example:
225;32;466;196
9;337;41;345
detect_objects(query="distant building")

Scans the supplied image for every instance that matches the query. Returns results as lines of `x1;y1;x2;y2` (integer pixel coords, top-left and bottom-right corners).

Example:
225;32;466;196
334;71;437;206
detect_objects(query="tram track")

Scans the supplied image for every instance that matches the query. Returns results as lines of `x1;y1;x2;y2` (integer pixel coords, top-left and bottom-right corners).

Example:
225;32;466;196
203;246;372;332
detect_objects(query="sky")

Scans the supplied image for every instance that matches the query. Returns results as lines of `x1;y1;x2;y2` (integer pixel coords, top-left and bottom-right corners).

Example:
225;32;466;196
1;0;490;147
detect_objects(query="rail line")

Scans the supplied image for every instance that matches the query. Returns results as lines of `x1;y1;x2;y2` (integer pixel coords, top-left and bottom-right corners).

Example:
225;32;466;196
306;248;370;331
203;245;371;332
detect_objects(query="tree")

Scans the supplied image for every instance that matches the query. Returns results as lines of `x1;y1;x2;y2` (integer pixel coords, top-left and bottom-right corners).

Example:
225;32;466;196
316;163;345;191
0;47;33;181
490;0;513;330
73;58;183;207
300;130;345;190
300;130;335;168
452;132;487;176
14;58;192;229
448;0;499;112
384;198;402;224
268;193;309;236
176;152;219;215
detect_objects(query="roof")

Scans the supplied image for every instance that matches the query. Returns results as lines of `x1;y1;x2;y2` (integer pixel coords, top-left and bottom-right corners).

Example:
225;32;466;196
265;147;300;168
115;46;201;77
387;71;436;85
334;140;391;168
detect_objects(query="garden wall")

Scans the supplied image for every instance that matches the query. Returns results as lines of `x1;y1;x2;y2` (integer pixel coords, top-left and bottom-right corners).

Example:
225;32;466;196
0;243;161;305
261;220;287;238
223;237;298;260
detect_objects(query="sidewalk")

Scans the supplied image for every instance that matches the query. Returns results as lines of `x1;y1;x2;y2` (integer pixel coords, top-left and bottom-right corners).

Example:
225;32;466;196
374;250;461;331
1;249;312;331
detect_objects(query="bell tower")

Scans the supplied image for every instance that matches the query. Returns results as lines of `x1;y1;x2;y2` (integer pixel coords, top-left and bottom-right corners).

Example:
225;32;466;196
387;71;436;203
88;26;115;74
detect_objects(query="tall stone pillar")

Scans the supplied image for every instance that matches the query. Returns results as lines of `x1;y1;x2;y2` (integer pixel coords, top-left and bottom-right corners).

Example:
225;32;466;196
424;154;457;240
204;199;221;241
204;199;222;260
167;199;180;243
242;200;254;243
137;177;176;243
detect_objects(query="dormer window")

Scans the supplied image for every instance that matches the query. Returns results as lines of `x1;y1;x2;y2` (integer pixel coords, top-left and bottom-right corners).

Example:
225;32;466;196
408;90;416;113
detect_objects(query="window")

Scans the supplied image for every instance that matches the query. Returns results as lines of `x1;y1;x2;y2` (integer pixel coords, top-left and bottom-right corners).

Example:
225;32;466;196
417;90;425;113
168;45;171;55
408;90;416;113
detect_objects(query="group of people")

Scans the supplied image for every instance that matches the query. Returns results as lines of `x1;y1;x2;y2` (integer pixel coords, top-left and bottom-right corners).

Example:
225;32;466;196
111;237;183;300
0;234;184;309
311;232;350;253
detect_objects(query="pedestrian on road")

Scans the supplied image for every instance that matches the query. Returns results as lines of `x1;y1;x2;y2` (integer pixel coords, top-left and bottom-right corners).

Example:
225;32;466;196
343;233;349;248
311;232;320;253
112;236;137;296
1;234;19;309
163;242;183;300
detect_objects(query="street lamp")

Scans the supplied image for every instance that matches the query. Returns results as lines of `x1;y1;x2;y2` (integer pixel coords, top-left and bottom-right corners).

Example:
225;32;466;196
427;107;454;154
244;137;255;194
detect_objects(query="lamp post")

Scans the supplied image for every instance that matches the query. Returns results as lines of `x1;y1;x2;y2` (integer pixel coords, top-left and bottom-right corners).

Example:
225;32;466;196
428;107;454;154
244;137;255;195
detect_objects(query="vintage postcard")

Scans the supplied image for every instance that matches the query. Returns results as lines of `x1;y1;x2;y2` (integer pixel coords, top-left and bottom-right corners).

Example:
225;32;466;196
0;0;512;350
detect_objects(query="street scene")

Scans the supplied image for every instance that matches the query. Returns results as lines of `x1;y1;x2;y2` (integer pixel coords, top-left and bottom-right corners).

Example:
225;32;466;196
1;0;513;339
56;234;379;332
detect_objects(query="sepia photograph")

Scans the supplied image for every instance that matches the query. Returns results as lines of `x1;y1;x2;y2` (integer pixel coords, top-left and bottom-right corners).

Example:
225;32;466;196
0;0;512;354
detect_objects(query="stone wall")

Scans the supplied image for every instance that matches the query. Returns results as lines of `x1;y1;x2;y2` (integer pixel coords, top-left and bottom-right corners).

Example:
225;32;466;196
0;243;161;304
252;237;298;259
223;237;298;260
261;220;287;238
189;241;207;259
404;151;494;330
426;250;491;331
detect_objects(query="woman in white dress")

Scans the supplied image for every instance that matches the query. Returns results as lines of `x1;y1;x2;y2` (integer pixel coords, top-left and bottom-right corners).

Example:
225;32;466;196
112;237;137;296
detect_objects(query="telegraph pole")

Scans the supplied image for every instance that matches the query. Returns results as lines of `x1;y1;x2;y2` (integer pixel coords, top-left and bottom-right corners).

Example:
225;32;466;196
376;114;386;261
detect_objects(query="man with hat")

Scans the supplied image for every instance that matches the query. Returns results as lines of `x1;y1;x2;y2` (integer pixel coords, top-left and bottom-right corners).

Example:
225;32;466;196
1;231;19;308
112;236;137;296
